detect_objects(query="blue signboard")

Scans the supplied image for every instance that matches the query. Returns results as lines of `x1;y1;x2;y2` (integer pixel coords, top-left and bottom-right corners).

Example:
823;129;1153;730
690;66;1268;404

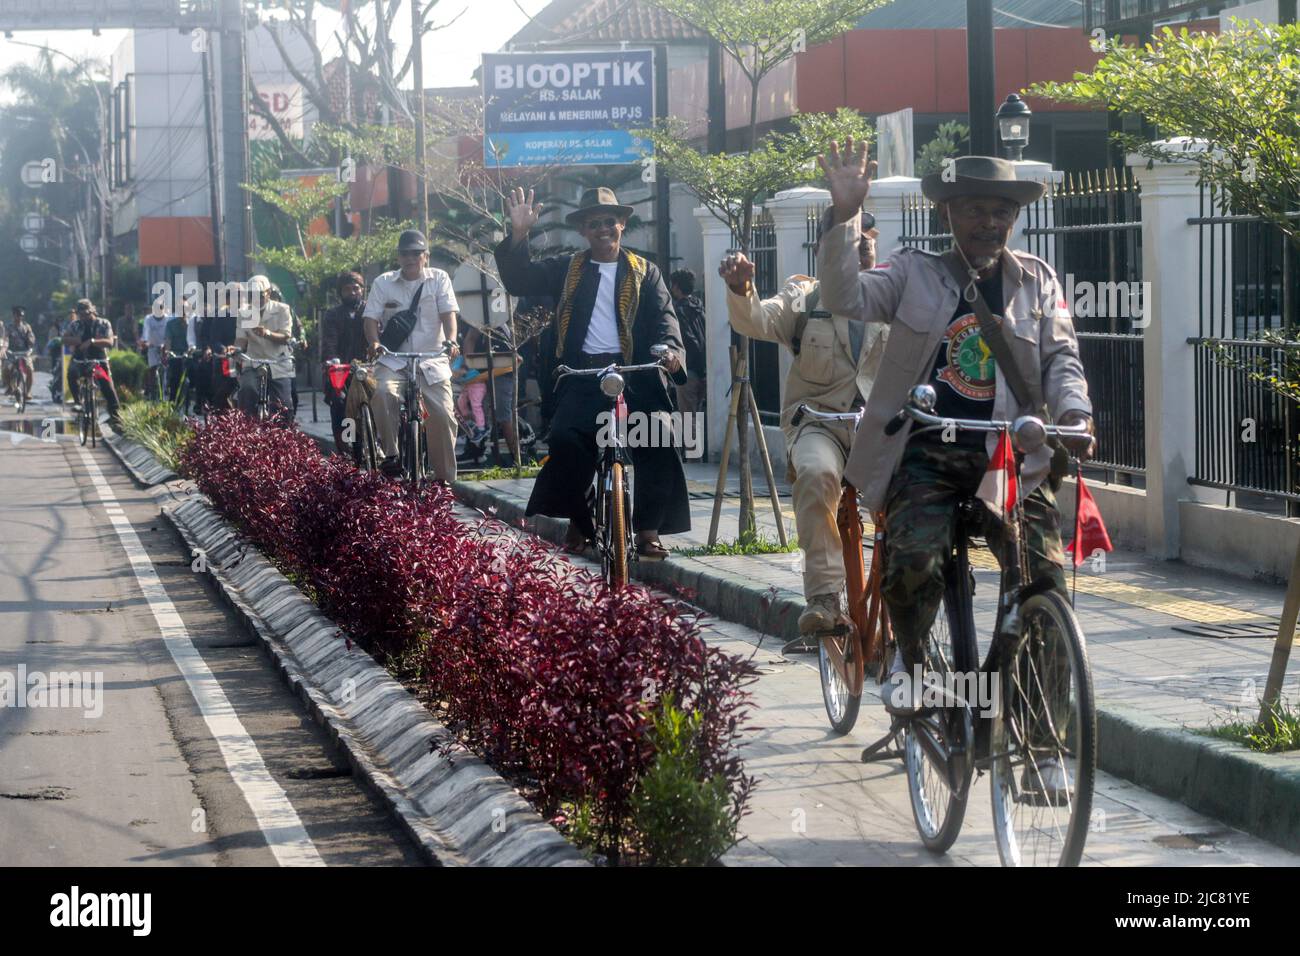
482;49;655;168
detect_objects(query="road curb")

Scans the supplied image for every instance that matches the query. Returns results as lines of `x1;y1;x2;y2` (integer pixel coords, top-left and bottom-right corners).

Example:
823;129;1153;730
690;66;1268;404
103;429;178;486
160;494;587;867
454;478;1300;854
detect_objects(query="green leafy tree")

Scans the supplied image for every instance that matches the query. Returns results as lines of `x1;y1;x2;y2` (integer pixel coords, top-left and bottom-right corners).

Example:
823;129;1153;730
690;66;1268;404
915;121;970;178
1031;21;1300;249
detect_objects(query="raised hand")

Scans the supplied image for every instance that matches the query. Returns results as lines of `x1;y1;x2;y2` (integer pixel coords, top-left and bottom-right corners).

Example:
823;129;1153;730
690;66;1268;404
506;186;542;241
718;252;756;295
817;138;877;224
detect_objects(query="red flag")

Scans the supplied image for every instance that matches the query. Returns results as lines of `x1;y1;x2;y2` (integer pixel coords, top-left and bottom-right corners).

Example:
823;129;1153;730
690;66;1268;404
976;430;1018;521
1066;473;1113;568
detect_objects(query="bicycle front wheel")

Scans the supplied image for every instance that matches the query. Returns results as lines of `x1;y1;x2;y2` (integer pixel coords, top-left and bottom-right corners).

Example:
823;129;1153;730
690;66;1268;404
904;588;975;855
990;589;1097;867
356;404;380;472
820;487;866;734
603;461;629;590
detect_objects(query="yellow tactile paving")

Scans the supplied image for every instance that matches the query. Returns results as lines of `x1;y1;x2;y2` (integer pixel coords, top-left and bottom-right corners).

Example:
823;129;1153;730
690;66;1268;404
858;522;1268;626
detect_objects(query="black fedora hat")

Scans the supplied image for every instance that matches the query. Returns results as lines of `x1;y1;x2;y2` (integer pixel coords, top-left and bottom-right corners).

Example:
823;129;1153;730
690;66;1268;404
920;155;1046;207
565;186;635;226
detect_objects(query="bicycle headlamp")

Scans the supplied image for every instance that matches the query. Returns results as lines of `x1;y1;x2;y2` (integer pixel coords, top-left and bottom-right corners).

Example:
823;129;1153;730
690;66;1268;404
600;372;626;398
909;384;937;413
1011;415;1047;453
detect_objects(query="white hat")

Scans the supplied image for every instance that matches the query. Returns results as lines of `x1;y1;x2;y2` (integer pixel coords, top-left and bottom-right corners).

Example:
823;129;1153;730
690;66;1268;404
247;274;272;293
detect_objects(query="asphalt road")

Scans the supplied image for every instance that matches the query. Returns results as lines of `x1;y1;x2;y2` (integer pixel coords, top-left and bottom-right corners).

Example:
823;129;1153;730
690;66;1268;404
0;375;422;866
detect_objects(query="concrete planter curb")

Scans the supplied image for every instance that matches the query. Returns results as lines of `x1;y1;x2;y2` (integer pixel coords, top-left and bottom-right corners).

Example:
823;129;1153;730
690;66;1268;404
454;478;1300;854
161;494;587;867
97;433;586;867
103;428;178;486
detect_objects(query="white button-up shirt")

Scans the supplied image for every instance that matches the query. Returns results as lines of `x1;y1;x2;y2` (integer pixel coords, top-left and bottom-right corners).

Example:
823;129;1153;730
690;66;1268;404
363;267;459;384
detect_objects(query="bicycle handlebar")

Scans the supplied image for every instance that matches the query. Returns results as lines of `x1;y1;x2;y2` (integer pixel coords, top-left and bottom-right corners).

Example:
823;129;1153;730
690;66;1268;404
791;403;863;428
228;350;278;367
886;385;1090;451
553;359;667;385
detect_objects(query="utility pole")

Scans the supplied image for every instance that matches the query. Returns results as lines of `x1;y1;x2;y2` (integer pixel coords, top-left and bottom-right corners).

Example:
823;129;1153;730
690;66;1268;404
411;0;428;235
653;44;670;271
966;0;996;155
201;44;225;281
706;38;725;155
219;0;252;278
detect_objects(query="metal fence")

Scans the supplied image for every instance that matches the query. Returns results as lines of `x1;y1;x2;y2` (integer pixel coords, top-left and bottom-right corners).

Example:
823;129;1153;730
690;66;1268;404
899;169;1146;475
1188;185;1300;506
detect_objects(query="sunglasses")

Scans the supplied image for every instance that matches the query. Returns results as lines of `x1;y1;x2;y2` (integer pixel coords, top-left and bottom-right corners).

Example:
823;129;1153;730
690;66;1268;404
398;249;425;257
582;216;620;231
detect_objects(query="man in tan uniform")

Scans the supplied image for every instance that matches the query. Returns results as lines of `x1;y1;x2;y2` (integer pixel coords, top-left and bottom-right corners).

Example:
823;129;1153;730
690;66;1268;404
720;217;887;639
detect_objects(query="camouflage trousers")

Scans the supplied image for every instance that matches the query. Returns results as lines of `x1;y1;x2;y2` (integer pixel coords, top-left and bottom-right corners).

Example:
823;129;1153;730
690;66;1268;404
882;436;1068;666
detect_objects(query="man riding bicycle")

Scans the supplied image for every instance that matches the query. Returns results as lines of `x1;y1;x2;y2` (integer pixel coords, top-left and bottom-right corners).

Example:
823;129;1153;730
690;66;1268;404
5;306;36;402
718;216;887;640
817;145;1095;750
494;186;690;558
62;298;122;429
234;275;296;420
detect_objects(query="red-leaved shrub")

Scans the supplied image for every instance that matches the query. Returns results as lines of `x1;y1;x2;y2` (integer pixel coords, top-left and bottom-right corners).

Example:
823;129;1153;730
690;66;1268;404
180;411;756;859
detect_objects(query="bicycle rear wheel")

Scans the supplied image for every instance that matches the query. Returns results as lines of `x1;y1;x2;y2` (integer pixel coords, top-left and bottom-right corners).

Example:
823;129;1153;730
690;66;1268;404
904;567;976;854
990;590;1096;867
603;461;629;589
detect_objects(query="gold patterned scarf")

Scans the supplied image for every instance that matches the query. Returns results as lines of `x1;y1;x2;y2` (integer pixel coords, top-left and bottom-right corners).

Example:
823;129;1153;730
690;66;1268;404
554;249;647;360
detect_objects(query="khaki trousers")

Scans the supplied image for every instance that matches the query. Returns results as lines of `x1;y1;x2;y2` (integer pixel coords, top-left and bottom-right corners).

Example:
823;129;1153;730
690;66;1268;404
789;423;851;600
374;365;457;481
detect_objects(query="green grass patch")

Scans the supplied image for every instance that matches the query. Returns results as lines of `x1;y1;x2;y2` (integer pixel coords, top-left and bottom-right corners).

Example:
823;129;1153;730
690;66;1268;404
466;463;543;481
1202;698;1300;753
116;398;193;473
673;529;798;557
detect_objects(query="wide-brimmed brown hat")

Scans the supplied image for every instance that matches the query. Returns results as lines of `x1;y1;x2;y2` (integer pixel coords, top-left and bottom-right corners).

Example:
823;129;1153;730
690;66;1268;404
565;186;635;226
920;155;1045;207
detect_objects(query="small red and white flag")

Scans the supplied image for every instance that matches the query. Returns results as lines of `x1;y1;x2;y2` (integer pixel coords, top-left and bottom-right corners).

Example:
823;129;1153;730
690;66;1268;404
976;430;1019;522
1065;472;1114;568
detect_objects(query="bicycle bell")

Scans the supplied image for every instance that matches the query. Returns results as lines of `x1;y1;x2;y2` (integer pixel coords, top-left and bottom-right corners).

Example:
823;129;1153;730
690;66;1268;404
909;384;937;412
600;371;626;398
1011;415;1047;453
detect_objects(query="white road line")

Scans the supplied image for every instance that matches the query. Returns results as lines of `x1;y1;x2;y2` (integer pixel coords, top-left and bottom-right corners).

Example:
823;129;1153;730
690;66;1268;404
75;445;325;867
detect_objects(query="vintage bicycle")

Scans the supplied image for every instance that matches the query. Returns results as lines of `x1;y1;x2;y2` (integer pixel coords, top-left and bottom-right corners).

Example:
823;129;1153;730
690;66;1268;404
552;344;672;590
70;357;112;448
857;383;1097;867
229;351;283;422
374;344;453;482
5;349;34;414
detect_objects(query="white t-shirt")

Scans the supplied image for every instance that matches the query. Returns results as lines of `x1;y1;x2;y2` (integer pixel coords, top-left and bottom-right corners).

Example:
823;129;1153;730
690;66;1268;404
581;261;622;355
364;267;459;383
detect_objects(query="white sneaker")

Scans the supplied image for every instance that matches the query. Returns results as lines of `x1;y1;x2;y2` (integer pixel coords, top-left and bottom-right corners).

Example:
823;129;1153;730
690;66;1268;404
1023;756;1072;803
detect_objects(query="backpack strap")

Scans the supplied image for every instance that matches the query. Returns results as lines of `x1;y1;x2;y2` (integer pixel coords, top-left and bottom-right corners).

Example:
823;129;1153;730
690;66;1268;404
790;284;823;356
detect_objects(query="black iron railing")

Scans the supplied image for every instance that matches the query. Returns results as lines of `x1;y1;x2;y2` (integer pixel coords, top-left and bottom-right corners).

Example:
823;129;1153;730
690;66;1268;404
1189;337;1300;503
734;212;781;426
1188;188;1300;505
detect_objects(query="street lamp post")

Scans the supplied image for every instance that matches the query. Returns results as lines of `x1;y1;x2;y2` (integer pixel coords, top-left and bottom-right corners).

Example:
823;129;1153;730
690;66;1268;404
996;93;1032;161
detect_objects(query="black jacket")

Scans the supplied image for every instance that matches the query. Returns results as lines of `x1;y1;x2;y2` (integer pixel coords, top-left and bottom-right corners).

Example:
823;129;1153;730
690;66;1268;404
493;237;688;385
673;293;706;379
320;301;367;364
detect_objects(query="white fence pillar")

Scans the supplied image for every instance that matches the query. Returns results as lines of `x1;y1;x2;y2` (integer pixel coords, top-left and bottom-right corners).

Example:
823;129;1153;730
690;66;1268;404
864;175;921;260
1131;139;1214;559
697;205;737;459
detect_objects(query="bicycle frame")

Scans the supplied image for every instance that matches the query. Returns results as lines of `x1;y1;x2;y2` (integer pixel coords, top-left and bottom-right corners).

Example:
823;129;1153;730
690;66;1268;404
553;351;671;588
378;347;451;482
